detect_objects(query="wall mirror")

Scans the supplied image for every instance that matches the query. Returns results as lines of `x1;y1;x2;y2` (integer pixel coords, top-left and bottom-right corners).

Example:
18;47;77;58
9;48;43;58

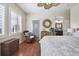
55;23;63;31
43;19;52;28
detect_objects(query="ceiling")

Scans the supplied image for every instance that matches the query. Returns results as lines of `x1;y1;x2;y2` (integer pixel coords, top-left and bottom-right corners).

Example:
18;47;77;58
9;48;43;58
17;3;78;14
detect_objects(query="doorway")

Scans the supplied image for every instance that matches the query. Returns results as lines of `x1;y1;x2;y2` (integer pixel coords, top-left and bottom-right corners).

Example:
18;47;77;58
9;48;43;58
32;20;40;38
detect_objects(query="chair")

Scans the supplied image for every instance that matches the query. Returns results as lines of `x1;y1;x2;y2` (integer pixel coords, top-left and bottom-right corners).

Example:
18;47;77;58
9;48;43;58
23;31;35;43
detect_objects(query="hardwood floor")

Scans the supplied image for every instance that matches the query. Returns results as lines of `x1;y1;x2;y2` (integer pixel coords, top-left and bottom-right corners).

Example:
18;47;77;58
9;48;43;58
13;40;41;56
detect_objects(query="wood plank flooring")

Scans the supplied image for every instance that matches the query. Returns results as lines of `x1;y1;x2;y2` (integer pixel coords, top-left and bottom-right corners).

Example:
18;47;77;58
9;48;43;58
13;40;41;56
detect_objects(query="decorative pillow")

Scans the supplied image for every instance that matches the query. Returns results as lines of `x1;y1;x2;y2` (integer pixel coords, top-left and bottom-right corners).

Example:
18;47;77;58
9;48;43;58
77;28;79;32
25;33;29;36
30;36;34;39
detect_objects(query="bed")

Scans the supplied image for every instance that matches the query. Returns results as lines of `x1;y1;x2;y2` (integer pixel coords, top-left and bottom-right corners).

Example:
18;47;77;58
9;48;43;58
39;36;79;56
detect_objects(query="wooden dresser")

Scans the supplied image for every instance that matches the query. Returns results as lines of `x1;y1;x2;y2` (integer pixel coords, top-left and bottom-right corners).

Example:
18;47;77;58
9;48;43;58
41;31;56;38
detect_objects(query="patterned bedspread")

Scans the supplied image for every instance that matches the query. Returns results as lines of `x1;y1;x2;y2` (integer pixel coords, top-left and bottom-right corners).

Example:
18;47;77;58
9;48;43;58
39;36;79;56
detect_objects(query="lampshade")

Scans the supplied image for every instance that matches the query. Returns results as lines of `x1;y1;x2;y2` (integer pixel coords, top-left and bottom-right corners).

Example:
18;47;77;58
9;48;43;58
67;28;74;33
55;16;64;23
55;20;63;23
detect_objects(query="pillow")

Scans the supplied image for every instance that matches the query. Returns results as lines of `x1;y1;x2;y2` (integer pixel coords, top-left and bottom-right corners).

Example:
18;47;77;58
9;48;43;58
25;33;29;36
72;32;79;37
30;36;34;39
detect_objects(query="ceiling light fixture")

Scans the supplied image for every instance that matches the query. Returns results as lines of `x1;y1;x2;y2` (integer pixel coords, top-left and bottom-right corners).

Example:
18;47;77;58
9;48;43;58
37;3;60;9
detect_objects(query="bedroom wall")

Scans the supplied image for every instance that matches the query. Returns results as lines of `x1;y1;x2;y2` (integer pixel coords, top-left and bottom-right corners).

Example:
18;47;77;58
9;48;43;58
26;10;70;37
0;3;27;44
70;4;79;29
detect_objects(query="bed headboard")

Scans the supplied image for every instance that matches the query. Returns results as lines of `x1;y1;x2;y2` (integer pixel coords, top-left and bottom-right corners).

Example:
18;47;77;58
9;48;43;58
77;28;79;31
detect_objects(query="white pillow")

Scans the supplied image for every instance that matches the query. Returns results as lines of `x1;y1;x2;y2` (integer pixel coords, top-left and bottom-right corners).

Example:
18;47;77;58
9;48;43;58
30;36;34;39
72;32;79;37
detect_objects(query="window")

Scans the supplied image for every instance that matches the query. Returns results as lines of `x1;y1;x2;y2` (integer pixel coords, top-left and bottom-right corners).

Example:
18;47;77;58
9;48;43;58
10;11;22;34
0;5;5;35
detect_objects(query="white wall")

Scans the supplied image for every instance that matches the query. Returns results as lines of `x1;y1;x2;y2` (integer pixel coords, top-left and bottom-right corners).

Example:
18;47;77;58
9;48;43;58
0;3;27;44
70;4;79;29
26;10;70;37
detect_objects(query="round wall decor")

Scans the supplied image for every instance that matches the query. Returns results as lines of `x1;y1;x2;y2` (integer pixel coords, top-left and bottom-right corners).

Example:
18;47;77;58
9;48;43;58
43;19;52;28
